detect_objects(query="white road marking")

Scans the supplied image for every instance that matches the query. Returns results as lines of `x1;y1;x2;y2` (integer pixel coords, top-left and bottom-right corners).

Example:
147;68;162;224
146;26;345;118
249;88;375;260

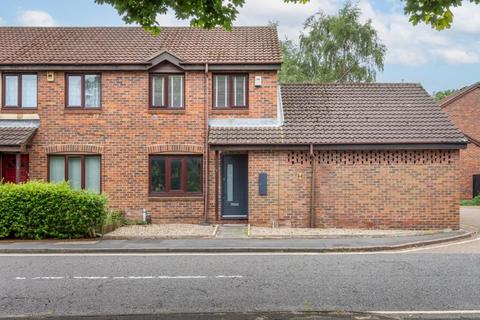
371;310;480;315
14;275;243;280
399;237;480;252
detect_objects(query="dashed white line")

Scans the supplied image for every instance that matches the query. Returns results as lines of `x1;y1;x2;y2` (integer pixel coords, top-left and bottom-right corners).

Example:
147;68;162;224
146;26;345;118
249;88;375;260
14;275;243;280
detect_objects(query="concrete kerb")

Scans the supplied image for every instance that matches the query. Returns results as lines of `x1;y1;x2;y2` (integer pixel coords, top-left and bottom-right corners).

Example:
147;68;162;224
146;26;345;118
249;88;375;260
0;228;475;254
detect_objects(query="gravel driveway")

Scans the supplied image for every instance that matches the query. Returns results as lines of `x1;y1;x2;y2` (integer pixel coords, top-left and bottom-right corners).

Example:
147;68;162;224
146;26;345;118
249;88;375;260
104;224;216;239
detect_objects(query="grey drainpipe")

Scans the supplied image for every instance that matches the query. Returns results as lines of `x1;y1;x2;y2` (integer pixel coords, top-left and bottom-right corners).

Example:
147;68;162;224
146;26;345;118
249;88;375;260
203;63;210;225
310;143;316;228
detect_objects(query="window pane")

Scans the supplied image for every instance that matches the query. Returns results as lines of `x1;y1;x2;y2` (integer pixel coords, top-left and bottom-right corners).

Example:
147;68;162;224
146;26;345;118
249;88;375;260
21;75;37;108
170;159;183;191
68;76;82;106
85;156;101;193
49;156;65;183
150;157;166;193
85;75;100;108
186;157;201;192
233;76;246;106
68;157;82;190
152;76;165;106
215;75;228;107
5;75;18;106
169;75;183;108
227;163;233;201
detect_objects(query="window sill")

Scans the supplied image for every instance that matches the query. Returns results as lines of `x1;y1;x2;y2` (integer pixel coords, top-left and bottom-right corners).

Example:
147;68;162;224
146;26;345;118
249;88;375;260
149;109;186;114
148;196;203;202
1;108;38;114
63;109;102;114
211;108;249;115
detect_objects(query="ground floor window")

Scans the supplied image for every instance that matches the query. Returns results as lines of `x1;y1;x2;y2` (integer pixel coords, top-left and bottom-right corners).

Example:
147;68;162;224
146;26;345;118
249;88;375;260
149;155;202;196
48;155;101;193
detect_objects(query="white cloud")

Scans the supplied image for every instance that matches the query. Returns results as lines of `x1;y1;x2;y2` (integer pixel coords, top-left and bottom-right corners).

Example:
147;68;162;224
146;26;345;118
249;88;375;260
451;3;480;33
17;10;56;27
0;17;4;26
430;48;480;64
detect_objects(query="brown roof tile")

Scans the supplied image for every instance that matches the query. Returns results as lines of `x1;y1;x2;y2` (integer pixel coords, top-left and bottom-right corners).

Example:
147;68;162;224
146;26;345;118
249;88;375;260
0;127;37;146
209;83;467;146
0;26;281;65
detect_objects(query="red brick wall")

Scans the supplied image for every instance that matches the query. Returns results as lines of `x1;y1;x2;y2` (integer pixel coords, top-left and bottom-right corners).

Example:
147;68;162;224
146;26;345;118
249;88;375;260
246;150;460;230
441;87;480;199
0;70;278;224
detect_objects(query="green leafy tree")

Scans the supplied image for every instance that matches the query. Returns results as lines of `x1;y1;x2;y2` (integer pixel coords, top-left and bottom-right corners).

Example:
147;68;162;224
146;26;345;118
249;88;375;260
95;0;480;32
279;2;386;83
95;0;307;32
433;89;457;102
404;0;480;30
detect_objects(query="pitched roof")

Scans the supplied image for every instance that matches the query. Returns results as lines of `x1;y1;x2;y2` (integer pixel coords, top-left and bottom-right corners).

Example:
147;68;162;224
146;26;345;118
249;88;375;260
209;83;467;146
437;82;480;108
0;127;37;146
0;27;281;65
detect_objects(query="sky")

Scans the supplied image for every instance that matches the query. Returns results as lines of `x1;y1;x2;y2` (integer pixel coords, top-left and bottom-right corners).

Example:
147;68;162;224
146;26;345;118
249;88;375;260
0;0;479;94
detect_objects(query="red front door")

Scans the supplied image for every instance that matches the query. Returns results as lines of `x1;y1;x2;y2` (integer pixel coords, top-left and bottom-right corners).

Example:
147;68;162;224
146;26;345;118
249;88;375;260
1;155;29;183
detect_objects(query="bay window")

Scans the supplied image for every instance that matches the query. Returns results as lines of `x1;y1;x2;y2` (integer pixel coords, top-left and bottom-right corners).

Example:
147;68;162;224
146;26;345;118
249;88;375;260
149;155;202;196
2;73;37;108
213;74;248;108
66;74;101;108
49;155;101;193
150;74;184;108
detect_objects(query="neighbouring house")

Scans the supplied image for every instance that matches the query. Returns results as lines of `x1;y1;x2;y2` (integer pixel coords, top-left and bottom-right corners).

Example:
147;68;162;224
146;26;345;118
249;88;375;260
0;26;467;230
439;82;480;199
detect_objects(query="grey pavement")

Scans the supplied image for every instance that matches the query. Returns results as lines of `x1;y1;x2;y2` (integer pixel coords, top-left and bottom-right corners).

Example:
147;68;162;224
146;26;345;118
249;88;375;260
0;229;472;253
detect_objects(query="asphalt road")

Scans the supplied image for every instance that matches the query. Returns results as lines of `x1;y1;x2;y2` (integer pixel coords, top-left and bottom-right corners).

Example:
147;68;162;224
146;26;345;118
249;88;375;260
0;207;479;319
1;249;480;319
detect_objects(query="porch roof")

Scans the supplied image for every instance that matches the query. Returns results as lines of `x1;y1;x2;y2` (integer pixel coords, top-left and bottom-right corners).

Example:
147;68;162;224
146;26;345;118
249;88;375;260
0;127;37;146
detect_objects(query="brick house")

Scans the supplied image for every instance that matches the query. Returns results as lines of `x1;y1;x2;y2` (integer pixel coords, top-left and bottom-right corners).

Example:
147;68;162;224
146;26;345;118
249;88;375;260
439;82;480;199
0;27;467;230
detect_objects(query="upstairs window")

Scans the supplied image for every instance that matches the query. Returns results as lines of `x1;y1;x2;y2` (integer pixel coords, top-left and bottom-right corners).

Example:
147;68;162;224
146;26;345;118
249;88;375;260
2;73;37;108
150;74;184;109
149;155;202;196
66;74;101;108
213;74;248;108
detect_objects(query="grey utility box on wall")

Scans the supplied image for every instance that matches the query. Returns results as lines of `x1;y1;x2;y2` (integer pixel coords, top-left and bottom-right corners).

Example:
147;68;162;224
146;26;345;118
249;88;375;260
259;172;268;196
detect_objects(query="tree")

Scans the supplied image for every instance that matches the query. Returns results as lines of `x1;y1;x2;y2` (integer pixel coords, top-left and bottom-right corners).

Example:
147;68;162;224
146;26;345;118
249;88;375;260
95;0;480;32
279;2;386;83
95;0;307;32
433;89;457;102
404;0;480;30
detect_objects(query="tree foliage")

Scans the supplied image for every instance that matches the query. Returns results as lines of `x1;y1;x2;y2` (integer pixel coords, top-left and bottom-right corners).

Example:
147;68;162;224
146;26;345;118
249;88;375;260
404;0;480;30
433;89;457;102
279;2;386;84
95;0;308;32
95;0;480;32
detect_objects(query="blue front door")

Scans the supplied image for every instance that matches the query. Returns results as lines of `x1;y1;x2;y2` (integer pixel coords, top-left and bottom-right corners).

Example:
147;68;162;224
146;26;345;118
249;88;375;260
221;155;248;218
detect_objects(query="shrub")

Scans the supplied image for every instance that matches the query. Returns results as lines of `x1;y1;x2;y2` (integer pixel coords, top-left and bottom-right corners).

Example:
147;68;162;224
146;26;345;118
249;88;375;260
0;181;107;239
461;196;480;206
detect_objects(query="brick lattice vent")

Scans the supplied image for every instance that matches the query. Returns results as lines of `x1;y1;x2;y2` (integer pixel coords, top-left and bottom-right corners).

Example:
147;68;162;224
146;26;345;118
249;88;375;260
287;150;455;165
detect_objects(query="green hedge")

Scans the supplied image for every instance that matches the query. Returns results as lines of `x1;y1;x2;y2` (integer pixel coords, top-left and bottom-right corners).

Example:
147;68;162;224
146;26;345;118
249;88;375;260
0;181;107;239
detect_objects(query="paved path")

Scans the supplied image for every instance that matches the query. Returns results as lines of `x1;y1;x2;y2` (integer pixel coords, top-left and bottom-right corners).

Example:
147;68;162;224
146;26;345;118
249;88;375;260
0;229;470;253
